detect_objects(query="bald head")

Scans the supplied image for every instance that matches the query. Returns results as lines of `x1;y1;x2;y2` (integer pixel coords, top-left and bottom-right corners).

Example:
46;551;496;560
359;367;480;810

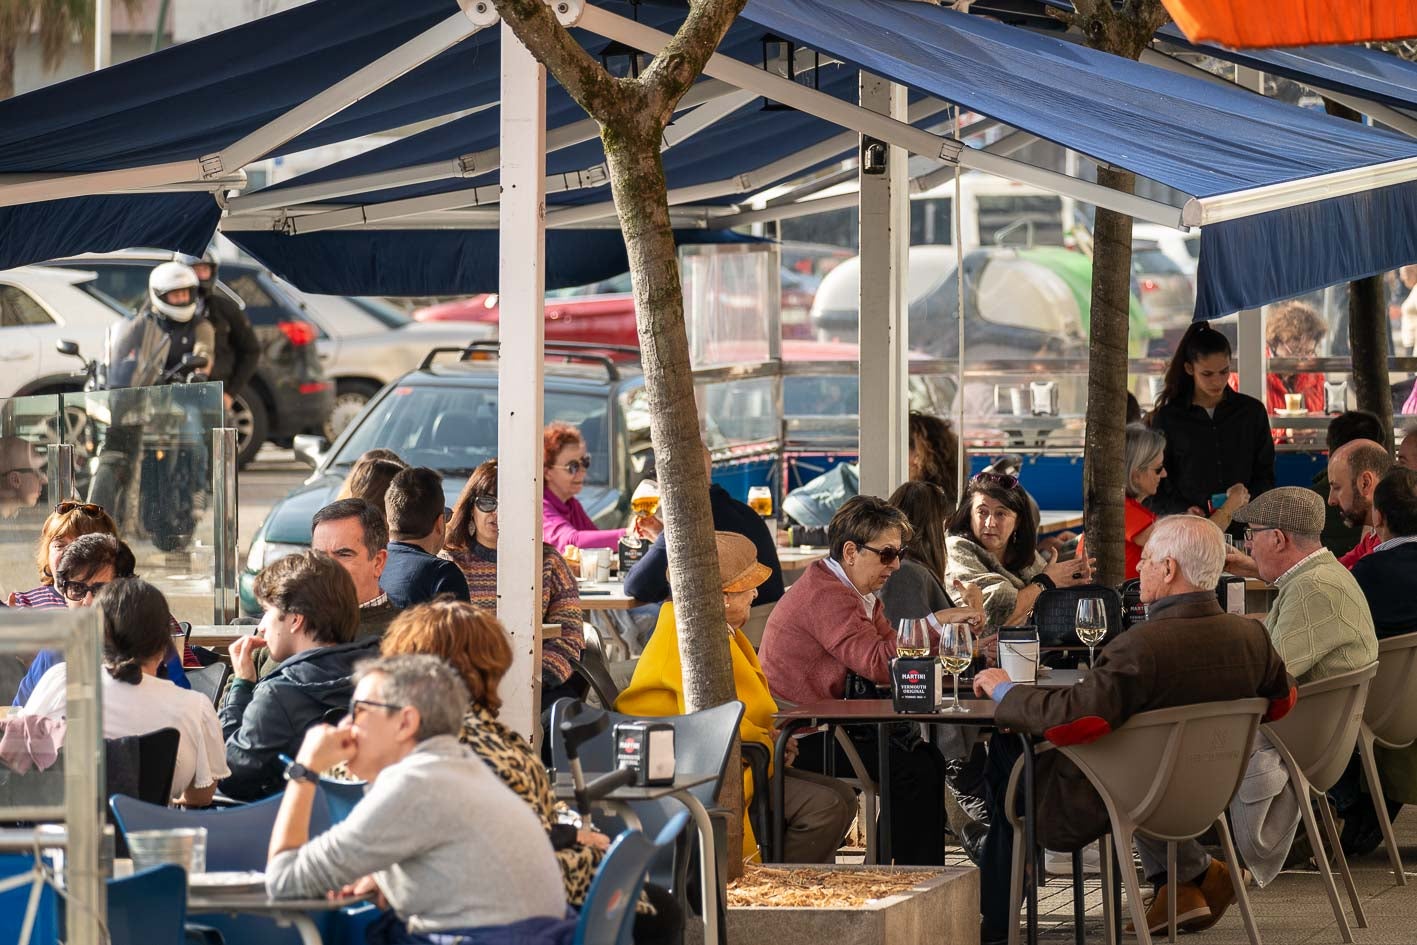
1329;438;1392;529
0;436;45;513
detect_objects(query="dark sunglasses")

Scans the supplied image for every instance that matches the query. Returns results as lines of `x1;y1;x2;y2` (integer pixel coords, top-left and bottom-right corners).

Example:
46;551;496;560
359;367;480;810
348;697;403;721
548;456;592;475
473;495;498;513
859;543;908;565
55;501;104;517
972;471;1019;490
59;578;108;602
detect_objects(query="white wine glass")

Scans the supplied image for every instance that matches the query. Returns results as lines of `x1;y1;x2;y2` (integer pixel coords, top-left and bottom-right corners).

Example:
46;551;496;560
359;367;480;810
938;623;975;713
895;618;931;660
1075;597;1108;674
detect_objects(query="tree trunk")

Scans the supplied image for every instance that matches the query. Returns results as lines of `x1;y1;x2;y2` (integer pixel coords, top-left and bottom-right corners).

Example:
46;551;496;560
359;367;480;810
0;31;16;101
1324;98;1394;447
1348;274;1394;450
1083;168;1136;587
601;118;744;874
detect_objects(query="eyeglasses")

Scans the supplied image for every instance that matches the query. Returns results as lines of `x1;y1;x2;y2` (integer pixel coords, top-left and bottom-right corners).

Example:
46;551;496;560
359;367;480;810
2;467;42;479
1243;526;1278;544
859;543;908;565
548;457;592;475
348;698;403;722
473;495;498;513
54;501;104;517
972;471;1019;490
59;578;108;602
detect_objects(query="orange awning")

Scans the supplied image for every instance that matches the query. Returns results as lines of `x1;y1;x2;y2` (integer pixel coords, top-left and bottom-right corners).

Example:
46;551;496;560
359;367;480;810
1162;1;1417;48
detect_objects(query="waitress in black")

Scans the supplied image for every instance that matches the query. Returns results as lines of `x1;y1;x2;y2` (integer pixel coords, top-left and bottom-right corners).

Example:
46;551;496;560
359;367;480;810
1148;321;1274;519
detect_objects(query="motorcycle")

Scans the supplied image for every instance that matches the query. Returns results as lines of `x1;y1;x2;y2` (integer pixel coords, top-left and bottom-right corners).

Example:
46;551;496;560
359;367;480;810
57;317;213;552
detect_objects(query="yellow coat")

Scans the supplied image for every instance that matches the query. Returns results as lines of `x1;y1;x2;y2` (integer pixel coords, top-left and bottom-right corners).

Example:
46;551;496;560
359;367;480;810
614;601;777;861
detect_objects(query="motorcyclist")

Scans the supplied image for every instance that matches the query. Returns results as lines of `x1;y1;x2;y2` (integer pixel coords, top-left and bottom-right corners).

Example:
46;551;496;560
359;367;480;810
143;261;215;378
174;250;260;412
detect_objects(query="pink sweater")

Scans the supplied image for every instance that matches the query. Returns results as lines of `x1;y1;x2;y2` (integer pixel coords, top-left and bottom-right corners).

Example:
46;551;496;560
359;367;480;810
542;488;624;551
759;560;897;704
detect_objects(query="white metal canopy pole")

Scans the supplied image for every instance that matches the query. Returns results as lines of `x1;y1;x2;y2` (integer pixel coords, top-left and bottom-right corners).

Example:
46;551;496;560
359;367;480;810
857;75;910;499
94;0;112;69
1238;308;1265;401
498;22;546;743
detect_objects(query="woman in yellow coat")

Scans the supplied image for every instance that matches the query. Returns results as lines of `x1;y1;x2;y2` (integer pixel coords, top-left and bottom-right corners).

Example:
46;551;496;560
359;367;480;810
617;531;856;863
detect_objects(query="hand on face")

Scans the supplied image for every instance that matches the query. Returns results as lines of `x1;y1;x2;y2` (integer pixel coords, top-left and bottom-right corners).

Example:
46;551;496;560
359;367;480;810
228;633;267;682
295;722;358;772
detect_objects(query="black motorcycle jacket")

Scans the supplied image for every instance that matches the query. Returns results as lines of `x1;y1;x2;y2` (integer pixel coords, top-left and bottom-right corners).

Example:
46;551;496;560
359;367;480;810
199;291;261;397
138;305;215;376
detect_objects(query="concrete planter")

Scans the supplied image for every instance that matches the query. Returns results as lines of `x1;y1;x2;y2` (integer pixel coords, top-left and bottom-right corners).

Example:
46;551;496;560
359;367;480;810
695;865;979;945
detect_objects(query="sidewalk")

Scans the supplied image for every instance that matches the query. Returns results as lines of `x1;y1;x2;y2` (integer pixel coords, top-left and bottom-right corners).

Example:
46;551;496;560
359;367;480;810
1003;813;1417;943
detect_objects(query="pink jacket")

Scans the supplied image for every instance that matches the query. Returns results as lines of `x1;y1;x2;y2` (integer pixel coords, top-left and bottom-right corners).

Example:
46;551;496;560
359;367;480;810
759;560;897;704
542;488;624;551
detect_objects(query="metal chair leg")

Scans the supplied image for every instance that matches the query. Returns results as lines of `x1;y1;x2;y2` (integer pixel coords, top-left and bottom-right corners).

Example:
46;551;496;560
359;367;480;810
1298;787;1354;944
1116;827;1154;945
1317;792;1367;928
1215;813;1262;945
1166;841;1178;944
1100;836;1118;945
1359;729;1407;886
1007;819;1026;945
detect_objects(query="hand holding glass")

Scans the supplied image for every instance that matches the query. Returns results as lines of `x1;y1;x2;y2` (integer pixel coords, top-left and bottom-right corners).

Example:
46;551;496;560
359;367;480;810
938;623;975;713
1075;597;1107;673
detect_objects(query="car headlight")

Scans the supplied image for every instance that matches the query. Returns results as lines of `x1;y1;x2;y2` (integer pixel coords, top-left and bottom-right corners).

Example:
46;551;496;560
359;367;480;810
246;538;307;572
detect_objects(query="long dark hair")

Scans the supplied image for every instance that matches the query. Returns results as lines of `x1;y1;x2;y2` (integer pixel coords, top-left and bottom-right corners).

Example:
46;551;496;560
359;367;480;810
1153;321;1231;413
908;412;958;499
889;480;954;583
95;578;172;685
446;459;497;552
947;475;1037;573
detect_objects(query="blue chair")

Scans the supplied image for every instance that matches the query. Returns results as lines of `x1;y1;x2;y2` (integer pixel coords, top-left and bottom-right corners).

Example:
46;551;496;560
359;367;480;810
575;813;690;945
108;864;187;945
111;791;335;945
548;699;742;919
0;854;57;945
318;777;367;825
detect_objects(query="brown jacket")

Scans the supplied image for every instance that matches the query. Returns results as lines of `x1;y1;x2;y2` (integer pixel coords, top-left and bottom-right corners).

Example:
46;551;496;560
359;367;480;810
995;591;1295;850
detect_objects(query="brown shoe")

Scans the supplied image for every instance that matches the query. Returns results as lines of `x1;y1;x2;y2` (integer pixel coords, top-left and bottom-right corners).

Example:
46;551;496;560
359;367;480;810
1189;859;1246;932
1124;881;1210;936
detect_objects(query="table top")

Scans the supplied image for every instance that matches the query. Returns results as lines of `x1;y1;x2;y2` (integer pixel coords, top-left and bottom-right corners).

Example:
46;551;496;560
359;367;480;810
778;547;829;569
187;891;369;914
188;626;249;647
552;771;716;801
576;580;641;611
1038;510;1084;533
774;669;1083;725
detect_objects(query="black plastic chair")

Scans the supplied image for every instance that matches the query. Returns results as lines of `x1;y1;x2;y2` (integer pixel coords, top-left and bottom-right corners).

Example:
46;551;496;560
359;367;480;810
105;727;180;858
183;662;230;708
1032;584;1124;648
568;647;622;709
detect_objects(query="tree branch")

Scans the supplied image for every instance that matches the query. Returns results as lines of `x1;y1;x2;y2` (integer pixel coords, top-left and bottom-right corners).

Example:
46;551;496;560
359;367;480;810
640;0;749;120
491;0;629;120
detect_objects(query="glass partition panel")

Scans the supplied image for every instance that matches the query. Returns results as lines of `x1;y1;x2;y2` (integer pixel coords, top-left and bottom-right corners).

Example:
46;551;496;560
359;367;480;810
681;244;779;369
59;382;225;624
0;392;66;603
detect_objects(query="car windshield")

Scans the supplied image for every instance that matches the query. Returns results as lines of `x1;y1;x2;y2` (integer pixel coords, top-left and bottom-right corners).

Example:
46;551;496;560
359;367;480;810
331;384;610;483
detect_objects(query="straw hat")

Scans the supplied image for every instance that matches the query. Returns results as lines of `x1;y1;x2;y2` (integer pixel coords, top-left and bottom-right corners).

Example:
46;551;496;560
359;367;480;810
717;531;772;593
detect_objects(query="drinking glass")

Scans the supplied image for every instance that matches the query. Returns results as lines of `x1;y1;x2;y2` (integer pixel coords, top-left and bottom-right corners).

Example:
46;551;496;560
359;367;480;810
938;623;974;713
747;485;773;518
895;618;931;660
631;479;660;518
1075;597;1108;673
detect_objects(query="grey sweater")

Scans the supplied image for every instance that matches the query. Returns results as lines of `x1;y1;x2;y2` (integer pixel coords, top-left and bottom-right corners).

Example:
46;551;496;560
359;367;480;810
879;559;954;625
266;735;566;932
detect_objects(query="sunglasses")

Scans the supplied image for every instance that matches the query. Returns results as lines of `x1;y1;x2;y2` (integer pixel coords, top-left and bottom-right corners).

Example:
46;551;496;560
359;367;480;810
2;467;43;478
972;471;1019;490
473;495;498;513
348;697;403;722
859;543;908;565
59;578;108;602
55;501;104;517
548;457;592;475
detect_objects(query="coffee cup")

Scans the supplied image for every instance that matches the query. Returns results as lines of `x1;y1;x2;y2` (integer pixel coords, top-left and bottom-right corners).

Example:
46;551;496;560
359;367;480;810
1284;392;1304;413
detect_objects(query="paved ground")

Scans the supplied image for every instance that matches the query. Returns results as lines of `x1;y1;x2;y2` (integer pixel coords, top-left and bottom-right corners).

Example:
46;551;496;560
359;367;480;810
1007;813;1417;944
234;445;308;557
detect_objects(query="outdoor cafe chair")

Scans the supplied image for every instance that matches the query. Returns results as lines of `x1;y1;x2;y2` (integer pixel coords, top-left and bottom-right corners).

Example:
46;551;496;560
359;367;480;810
1263;662;1377;943
106;864;188;945
575;813;690;945
1356;631;1417;887
1004;698;1269;945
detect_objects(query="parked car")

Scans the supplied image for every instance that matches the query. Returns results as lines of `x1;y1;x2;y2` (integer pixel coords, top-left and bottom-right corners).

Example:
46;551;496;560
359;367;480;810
0;266;132;400
239;343;654;614
1131;239;1197;356
292;292;495;440
48;252;334;466
1132;223;1200;282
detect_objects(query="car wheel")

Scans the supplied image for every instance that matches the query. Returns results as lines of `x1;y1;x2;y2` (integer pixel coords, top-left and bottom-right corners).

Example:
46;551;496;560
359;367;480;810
324;380;379;441
229;391;269;468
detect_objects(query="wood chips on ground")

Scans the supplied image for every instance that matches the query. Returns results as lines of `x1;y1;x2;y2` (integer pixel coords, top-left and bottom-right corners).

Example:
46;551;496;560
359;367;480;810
728;864;937;908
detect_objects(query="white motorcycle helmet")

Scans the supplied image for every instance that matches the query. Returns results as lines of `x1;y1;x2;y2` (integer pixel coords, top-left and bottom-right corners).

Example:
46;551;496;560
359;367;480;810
148;261;199;323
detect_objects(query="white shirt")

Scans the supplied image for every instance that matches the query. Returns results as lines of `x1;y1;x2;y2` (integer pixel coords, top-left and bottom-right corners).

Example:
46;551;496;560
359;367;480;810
21;667;230;800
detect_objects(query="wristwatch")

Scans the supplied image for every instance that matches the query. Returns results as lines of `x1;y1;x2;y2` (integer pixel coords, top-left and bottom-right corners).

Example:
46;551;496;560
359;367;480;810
284;760;319;785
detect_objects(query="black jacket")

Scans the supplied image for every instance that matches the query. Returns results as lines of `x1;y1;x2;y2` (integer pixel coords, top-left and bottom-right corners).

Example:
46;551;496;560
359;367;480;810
1149;388;1275;516
1350;542;1417;638
380;542;471;609
623;484;786;605
219;636;380;800
202;292;261;398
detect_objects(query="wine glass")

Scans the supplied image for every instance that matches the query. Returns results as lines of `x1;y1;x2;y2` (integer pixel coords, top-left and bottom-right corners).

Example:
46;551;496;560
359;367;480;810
1075;598;1108;674
895;618;932;660
938;622;975;713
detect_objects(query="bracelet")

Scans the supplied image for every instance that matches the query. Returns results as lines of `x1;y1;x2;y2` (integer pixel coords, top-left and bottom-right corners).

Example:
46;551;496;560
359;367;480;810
1028;573;1056;591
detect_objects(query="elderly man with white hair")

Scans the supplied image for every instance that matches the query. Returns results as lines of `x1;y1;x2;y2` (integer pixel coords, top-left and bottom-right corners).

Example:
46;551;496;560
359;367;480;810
971;516;1296;945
